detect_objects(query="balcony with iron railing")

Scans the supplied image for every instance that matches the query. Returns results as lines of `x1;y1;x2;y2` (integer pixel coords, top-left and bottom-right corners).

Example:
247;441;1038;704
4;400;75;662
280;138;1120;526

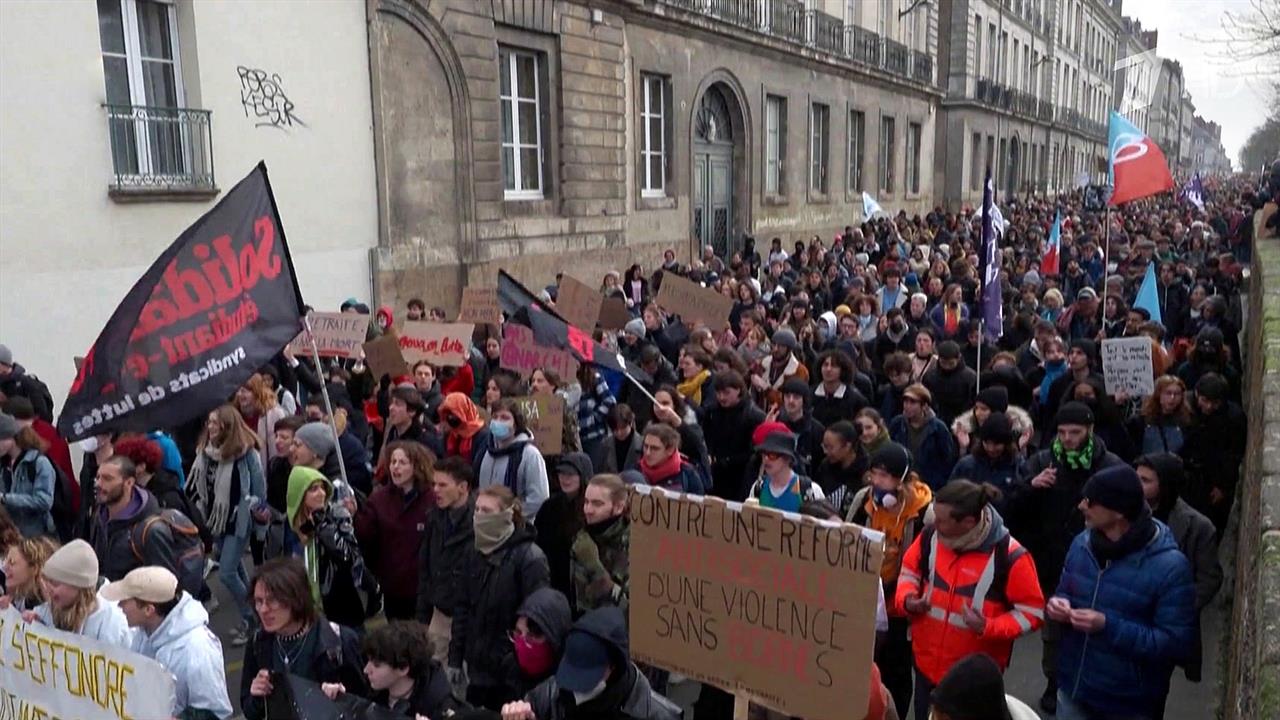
104;104;216;198
662;0;936;86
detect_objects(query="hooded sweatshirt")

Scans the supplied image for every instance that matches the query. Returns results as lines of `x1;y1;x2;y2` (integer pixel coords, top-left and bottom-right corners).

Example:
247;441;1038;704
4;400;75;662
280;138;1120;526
131;592;233;718
848;480;934;591
477;432;550;517
35;582;131;646
285;466;333;609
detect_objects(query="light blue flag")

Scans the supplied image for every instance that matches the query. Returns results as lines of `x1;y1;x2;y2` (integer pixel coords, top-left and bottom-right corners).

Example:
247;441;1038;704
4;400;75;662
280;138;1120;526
1134;262;1163;327
862;192;884;218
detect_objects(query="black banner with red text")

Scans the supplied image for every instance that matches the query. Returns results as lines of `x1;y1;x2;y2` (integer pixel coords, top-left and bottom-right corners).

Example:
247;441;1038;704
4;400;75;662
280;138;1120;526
56;162;305;441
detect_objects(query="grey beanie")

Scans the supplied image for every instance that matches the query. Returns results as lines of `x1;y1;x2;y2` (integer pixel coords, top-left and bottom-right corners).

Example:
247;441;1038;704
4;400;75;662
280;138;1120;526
0;344;11;366
623;318;646;337
0;413;18;441
43;539;100;589
295;422;337;458
772;328;799;351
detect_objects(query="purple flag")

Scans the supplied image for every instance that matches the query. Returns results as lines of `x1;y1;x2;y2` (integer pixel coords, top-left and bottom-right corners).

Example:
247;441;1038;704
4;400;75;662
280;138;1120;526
1180;172;1205;212
979;171;1003;342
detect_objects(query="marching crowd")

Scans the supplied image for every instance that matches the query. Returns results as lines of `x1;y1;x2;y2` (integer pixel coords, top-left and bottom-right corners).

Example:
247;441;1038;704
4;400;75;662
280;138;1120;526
0;163;1277;720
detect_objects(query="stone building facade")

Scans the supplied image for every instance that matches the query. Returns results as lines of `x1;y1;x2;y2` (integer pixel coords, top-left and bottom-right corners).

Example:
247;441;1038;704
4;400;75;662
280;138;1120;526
365;0;940;314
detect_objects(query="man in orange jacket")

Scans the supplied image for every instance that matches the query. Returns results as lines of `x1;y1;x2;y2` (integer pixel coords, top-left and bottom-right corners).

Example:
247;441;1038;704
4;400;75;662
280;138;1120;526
896;480;1044;720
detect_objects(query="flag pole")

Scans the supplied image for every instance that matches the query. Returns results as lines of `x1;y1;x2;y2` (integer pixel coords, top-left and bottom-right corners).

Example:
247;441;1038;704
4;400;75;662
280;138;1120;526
1101;205;1111;292
303;314;352;494
975;319;983;395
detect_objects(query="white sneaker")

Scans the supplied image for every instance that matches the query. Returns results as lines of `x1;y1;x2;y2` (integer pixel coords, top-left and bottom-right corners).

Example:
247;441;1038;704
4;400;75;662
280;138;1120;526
229;624;250;647
204;558;218;578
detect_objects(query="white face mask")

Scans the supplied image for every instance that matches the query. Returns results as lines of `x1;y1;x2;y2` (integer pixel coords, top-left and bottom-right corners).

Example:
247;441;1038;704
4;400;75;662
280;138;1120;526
79;437;100;453
572;675;609;705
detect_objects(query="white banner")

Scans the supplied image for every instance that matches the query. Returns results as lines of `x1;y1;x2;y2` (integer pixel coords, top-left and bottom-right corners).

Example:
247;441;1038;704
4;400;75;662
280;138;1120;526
0;606;175;720
1101;336;1155;397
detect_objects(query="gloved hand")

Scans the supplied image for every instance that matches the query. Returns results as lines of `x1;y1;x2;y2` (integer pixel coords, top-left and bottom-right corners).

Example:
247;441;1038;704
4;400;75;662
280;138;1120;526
571;533;601;567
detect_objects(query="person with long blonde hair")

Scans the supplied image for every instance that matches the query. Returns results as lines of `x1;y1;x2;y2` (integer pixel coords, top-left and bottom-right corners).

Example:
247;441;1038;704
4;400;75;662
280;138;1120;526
186;403;265;646
1;534;57;611
28;539;129;647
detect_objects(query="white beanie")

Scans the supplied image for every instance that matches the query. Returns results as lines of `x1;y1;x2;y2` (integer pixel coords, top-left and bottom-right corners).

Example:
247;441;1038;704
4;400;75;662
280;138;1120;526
43;539;99;589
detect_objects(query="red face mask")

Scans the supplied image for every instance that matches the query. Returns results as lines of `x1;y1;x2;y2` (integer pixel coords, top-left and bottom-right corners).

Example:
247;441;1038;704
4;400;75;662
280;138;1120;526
513;634;556;678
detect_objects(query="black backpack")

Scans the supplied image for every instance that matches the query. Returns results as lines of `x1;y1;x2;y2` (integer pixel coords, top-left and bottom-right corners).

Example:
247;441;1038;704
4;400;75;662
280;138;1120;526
48;461;78;543
129;508;208;599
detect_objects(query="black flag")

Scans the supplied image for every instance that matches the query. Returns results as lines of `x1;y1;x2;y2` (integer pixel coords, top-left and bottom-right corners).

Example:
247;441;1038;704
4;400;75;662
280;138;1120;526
57;163;305;441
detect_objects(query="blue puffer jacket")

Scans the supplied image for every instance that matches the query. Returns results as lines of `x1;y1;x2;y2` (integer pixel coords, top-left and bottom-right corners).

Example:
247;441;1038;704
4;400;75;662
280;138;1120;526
0;449;55;538
1054;521;1196;717
888;414;957;491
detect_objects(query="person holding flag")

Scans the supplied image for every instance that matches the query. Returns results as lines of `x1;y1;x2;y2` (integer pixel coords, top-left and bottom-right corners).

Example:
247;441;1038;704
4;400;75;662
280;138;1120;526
1041;210;1063;277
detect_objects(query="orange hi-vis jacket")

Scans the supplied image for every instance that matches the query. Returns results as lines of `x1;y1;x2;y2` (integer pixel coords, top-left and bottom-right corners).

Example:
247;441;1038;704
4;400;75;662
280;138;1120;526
894;520;1046;685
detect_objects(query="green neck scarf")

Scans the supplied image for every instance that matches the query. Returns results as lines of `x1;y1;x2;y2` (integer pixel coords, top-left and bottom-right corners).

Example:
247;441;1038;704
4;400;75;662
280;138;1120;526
1052;435;1095;471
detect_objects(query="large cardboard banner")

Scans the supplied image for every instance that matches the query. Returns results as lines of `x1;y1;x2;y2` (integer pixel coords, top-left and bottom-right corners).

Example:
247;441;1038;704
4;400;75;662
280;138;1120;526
556;276;603;331
362;331;409;379
1101;337;1155;397
398;322;473;367
0;606;176;720
289;312;368;358
629;487;885;720
656;273;734;329
500;324;580;381
510;395;564;455
458;287;503;326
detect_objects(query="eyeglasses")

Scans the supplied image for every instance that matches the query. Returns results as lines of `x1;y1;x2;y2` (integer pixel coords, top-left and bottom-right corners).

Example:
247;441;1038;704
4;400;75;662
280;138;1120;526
508;630;546;645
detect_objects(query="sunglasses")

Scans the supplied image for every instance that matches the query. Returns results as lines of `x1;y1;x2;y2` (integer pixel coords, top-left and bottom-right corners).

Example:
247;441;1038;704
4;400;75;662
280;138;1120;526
761;451;785;461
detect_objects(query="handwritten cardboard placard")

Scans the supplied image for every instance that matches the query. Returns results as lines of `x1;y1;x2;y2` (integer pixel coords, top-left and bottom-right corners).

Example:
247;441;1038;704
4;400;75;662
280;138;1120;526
556;275;603;331
628;487;885;720
0;605;176;720
398;321;473;367
363;331;409;379
656;272;734;329
599;296;631;330
500;323;580;381
1102;336;1154;397
510;394;564;455
458;287;503;325
290;312;367;357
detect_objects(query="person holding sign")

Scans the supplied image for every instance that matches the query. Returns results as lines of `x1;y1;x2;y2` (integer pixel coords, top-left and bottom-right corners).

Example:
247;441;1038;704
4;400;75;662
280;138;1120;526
320;621;462;720
106;566;234;720
27;539;131;647
896;480;1044;720
500;607;680;720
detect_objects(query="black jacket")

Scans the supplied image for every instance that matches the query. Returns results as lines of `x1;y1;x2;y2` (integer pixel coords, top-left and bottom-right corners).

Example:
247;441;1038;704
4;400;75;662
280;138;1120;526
240;620;368;720
810;383;868;429
145;468;212;550
0;364;52;422
701;399;766;501
536;481;586;601
591;432;642;475
88;487;175;582
449;526;550;691
922;362;978;426
416;499;475;622
370;665;460;719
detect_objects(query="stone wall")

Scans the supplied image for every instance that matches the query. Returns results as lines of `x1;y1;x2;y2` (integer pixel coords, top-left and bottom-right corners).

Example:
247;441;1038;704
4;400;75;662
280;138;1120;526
1220;216;1280;719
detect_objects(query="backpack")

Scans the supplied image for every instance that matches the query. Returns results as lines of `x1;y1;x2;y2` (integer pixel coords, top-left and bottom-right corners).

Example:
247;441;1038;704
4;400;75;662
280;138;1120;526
130;508;208;599
48;461;78;543
915;526;1016;605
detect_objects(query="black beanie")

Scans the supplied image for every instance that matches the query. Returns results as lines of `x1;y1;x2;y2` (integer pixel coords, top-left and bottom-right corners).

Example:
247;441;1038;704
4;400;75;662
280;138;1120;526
1195;373;1228;402
930;653;1013;720
975;386;1009;413
1055;401;1095;427
977;412;1015;444
1083;465;1146;520
869;443;912;480
1070;338;1097;364
781;377;811;401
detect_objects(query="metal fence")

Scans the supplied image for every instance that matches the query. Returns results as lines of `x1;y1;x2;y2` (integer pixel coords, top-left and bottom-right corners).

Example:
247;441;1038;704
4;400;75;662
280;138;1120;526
104;104;214;191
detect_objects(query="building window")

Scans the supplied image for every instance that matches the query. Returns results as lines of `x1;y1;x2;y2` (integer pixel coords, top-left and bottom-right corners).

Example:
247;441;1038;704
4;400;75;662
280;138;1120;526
765;95;786;195
499;46;545;199
970;132;982;191
986;135;996;188
974;15;983;77
640;73;668;198
879;115;896;193
97;0;213;189
848;110;865;192
906;122;922;195
809;103;830;195
987;24;997;81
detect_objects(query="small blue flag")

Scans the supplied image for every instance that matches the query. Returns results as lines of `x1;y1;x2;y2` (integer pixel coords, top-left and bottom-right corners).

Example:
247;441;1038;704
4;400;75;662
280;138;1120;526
1134;262;1163;327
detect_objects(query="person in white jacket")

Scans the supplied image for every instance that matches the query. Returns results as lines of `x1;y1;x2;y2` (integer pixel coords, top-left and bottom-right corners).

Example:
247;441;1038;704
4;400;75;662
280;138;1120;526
106;566;234;719
27;539;130;648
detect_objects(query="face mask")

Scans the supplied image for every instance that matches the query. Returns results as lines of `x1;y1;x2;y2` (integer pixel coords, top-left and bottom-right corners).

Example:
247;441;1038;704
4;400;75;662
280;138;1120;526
79;437;100;453
446;415;463;429
490;419;514;440
572;675;609;705
872;487;899;508
513;634;556;678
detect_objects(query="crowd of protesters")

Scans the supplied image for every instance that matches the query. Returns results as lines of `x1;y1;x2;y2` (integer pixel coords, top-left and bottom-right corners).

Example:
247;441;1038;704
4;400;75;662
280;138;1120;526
0;162;1276;720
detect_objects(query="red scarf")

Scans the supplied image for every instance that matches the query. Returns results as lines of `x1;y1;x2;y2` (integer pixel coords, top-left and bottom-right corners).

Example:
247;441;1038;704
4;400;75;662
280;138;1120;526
639;452;683;486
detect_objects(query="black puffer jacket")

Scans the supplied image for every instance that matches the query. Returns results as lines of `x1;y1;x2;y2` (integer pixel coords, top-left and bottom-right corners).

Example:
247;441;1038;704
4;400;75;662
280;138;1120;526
525;607;681;720
449;526;550;692
701;398;766;500
415;498;475;623
922;361;978;426
536;453;591;600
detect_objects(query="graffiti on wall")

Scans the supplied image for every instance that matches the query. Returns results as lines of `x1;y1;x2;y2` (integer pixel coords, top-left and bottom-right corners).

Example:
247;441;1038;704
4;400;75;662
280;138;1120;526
237;66;306;130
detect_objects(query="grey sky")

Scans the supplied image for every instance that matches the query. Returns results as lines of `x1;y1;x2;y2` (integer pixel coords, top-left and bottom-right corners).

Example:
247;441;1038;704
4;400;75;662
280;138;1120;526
1122;0;1271;168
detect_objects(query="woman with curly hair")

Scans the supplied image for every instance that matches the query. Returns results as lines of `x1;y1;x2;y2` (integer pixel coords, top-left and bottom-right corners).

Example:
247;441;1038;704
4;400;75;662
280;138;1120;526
355;440;435;620
1;534;58;611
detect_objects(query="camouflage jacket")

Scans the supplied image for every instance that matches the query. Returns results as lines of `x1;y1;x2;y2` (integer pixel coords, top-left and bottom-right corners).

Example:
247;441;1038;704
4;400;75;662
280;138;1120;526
570;517;629;613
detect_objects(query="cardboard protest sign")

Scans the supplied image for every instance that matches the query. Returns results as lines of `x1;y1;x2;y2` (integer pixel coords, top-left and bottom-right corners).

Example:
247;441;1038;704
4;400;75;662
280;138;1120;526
629;487;885;720
458;287;503;325
556;275;603;331
656;273;734;329
290;311;368;358
500;323;580;380
1101;336;1155;397
510;395;564;455
362;331;409;379
599;296;631;330
398;321;473;367
0;605;176;719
